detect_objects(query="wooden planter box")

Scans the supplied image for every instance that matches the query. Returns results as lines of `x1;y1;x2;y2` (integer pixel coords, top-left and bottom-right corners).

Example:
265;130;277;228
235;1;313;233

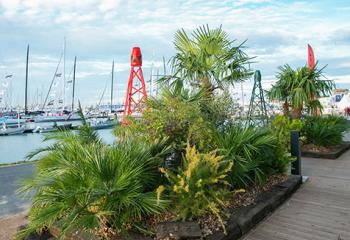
301;142;350;159
157;175;302;240
25;175;302;240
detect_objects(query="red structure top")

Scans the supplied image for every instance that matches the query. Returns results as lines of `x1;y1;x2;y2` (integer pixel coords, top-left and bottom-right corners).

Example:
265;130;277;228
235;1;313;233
122;47;147;125
308;44;315;70
131;47;142;66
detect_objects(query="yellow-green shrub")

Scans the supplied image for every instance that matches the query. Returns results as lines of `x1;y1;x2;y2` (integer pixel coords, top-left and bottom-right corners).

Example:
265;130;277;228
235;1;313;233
157;144;232;223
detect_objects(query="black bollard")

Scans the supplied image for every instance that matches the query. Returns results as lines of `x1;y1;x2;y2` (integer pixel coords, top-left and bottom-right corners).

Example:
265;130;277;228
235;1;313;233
291;130;301;175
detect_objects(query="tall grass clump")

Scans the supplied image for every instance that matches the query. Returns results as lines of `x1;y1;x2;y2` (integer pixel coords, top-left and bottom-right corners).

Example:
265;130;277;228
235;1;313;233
213;124;291;188
302;115;349;147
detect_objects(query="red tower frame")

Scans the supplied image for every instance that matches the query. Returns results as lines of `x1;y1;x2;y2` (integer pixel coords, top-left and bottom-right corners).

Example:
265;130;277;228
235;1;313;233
122;47;147;125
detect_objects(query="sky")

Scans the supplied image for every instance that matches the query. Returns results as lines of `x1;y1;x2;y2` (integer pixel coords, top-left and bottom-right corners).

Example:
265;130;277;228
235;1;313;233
0;0;350;108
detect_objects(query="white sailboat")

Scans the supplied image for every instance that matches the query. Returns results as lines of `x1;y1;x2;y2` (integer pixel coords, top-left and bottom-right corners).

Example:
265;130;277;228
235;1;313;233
0;114;25;135
0;123;25;135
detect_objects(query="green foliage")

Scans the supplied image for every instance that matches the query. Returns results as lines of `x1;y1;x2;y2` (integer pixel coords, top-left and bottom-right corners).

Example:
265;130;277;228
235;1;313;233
19;25;299;238
157;144;232;224
302;115;349;147
19;116;167;239
118;85;214;158
269;115;303;149
213;124;291;188
199;90;237;128
162;25;252;95
268;64;335;118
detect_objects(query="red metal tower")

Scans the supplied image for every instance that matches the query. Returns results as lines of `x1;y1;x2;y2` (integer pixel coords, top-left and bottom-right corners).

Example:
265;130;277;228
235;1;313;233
122;47;147;125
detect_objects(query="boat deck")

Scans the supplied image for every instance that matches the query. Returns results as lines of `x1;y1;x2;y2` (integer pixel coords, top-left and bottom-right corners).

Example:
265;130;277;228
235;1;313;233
244;146;350;240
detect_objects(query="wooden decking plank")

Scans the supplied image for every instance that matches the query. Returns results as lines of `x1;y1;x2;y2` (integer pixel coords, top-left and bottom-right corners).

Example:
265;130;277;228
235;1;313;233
263;217;340;240
274;202;350;227
271;215;350;238
244;146;350;240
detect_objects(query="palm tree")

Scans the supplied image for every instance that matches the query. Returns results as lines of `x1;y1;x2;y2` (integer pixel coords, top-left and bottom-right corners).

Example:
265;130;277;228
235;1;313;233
18;107;168;239
268;64;335;119
163;25;252;96
267;65;294;116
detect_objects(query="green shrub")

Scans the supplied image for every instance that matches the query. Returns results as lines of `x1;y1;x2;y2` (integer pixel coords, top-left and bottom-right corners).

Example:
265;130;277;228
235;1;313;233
199;90;238;128
117;86;214;166
18;131;167;239
157;144;232;224
269;115;303;149
213;124;291;188
302;115;349;147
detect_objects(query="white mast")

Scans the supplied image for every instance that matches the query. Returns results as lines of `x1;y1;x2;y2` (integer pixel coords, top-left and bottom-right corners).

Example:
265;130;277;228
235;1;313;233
62;36;66;111
149;63;153;97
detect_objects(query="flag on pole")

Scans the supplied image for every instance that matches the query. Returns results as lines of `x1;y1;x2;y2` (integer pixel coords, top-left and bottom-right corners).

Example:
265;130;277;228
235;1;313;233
307;44;315;70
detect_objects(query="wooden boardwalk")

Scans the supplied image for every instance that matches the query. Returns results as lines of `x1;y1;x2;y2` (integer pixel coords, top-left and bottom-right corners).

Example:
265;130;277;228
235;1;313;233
244;149;350;240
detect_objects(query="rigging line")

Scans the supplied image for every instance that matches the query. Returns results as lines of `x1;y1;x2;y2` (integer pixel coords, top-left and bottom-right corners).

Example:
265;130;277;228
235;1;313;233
97;78;109;108
42;51;64;110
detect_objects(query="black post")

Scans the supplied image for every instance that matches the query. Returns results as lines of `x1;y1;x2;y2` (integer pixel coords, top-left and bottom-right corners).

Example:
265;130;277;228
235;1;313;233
291;130;301;175
72;56;76;112
25;44;29;115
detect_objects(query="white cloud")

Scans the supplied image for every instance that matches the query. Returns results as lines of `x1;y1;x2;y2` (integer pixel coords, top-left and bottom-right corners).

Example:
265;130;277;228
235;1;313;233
0;0;350;105
98;0;120;13
0;0;20;16
232;0;273;7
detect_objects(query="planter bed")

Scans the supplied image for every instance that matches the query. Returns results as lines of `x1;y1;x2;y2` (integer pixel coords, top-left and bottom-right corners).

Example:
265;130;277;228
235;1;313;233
22;175;302;240
199;175;301;240
301;142;350;159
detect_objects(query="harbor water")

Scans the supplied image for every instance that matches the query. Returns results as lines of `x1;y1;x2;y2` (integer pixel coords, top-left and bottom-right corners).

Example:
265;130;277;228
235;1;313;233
0;128;116;164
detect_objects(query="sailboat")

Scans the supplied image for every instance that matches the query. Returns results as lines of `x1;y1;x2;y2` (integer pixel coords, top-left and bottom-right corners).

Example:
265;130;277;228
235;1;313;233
34;39;80;123
0;123;25;135
0;114;25;135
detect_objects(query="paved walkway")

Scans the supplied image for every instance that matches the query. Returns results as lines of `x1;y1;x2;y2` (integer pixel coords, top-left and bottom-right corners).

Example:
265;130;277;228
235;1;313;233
244;150;350;240
0;163;34;218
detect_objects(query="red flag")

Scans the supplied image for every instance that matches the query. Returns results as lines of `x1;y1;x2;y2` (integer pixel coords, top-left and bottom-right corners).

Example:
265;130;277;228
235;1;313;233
308;44;315;70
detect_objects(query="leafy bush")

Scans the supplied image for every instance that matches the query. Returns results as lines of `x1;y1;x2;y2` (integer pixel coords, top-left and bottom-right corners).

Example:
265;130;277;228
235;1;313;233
117;85;214;166
199;90;238;128
269;115;303;149
19;128;167;239
302;115;349;147
157;144;232;223
213;124;291;188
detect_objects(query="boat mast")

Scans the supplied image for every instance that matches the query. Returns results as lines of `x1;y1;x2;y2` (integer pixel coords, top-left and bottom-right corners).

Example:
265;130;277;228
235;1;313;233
156;69;160;96
110;60;114;112
149;62;153;97
25;44;29;115
62;37;66;111
162;56;166;76
71;56;76;112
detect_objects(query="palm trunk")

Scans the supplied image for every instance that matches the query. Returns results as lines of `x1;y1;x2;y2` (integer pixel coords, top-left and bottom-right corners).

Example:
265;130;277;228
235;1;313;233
311;95;320;116
291;107;302;119
203;77;213;97
283;101;289;117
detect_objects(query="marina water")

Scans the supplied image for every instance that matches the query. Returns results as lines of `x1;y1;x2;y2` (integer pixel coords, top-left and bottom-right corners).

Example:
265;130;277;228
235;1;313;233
0;128;115;164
